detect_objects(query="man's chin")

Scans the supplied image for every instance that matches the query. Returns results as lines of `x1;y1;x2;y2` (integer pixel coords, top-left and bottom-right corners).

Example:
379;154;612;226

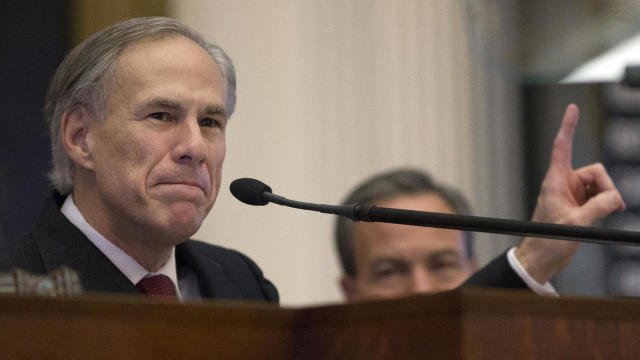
159;219;202;242
162;203;207;239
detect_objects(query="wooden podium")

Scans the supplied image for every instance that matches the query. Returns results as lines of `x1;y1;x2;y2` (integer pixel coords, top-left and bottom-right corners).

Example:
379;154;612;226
1;288;640;359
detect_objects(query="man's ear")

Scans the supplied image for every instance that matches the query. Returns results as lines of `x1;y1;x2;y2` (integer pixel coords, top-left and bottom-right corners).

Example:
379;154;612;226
60;105;95;170
340;274;359;303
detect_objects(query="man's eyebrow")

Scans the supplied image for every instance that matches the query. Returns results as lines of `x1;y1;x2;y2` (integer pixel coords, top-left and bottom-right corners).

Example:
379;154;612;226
204;104;227;118
370;257;406;267
145;97;182;110
426;249;463;260
142;98;227;118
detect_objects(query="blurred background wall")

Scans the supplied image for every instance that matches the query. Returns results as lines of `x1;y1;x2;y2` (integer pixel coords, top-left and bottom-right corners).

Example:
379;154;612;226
170;0;522;305
3;0;640;306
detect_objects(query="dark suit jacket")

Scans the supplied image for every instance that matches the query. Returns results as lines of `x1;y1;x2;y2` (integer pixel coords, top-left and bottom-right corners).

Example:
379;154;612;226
463;251;528;289
0;193;278;302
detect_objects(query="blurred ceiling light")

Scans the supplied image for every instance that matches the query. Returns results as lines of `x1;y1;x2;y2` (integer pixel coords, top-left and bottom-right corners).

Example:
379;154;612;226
562;32;640;84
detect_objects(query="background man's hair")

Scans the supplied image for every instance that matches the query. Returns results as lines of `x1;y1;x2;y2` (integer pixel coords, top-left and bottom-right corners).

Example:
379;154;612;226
44;16;236;194
335;168;475;276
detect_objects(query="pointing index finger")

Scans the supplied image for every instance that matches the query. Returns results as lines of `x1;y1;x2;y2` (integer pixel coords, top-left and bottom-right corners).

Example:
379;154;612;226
549;104;580;172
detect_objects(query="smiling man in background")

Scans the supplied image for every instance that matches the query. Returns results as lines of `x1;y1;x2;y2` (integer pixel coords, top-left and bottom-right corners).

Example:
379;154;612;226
336;169;479;300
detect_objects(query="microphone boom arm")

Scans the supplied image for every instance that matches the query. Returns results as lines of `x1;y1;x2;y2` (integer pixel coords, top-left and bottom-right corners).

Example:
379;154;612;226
230;178;640;247
263;192;640;246
355;205;640;246
262;192;358;218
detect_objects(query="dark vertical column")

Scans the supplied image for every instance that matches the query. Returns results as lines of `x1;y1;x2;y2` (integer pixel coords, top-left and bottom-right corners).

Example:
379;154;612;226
599;84;640;296
0;1;68;243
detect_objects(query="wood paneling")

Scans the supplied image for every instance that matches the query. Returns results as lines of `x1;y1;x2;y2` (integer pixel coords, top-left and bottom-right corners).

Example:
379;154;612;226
2;289;640;359
70;0;167;45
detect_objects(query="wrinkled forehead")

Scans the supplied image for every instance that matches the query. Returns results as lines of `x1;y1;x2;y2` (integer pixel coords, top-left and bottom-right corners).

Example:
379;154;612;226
352;220;466;261
113;35;217;76
373;191;456;213
107;36;224;105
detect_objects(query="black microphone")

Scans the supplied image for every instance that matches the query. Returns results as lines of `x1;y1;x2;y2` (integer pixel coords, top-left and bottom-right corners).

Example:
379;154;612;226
231;178;359;218
230;178;640;246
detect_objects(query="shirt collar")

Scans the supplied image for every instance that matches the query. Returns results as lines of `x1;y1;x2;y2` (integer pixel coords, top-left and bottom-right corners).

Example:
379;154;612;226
60;194;182;299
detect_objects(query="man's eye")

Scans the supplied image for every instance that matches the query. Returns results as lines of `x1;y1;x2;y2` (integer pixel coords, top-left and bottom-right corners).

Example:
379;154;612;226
200;117;221;128
374;268;398;278
372;265;406;280
149;112;170;121
432;260;462;271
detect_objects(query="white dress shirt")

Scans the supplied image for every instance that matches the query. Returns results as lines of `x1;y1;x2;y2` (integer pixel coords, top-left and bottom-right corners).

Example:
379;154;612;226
60;195;185;299
507;247;558;296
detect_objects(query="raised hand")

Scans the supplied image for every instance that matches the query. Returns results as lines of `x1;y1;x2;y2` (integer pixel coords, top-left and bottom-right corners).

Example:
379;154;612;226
515;104;626;283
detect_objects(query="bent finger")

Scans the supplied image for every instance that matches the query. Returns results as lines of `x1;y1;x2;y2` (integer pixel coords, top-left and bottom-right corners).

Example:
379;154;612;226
575;190;626;225
574;162;618;195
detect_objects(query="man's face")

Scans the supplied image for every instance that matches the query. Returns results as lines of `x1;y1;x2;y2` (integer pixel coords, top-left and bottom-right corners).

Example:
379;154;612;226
80;36;227;245
341;192;477;302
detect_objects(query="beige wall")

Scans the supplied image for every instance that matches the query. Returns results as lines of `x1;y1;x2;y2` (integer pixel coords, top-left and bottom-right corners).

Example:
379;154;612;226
170;0;523;306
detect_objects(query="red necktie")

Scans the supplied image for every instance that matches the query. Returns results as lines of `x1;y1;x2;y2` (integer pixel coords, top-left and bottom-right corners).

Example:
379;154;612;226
136;274;177;299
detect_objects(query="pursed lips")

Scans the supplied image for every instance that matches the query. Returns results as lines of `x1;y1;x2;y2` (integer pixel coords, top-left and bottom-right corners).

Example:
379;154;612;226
150;170;212;197
154;178;211;196
163;181;207;194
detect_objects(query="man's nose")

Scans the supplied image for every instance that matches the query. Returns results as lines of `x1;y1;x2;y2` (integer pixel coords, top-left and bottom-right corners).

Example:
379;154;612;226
174;119;208;164
410;268;436;295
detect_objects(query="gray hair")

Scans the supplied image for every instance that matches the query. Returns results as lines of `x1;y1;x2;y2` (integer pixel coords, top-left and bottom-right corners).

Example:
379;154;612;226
335;168;475;276
44;16;237;194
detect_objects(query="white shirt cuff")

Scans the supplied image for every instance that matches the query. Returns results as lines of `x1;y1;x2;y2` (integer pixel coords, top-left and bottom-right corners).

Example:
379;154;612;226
507;247;558;297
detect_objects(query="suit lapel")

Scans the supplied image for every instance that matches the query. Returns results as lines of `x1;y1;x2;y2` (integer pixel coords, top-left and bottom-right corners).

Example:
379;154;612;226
32;193;139;295
176;241;244;299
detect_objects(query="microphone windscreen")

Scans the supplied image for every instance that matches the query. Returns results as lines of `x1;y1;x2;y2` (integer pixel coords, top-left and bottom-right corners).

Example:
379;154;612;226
230;178;272;206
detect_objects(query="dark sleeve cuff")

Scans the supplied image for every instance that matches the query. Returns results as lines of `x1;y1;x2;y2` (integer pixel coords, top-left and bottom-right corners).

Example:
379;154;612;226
461;250;529;290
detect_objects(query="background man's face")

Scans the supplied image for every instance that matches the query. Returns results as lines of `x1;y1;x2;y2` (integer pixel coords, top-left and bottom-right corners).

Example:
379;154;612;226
83;36;227;245
342;192;477;302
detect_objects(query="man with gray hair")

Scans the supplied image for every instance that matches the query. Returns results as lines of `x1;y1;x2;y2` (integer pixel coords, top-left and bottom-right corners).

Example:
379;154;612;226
336;169;480;300
337;104;627;302
0;17;277;301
